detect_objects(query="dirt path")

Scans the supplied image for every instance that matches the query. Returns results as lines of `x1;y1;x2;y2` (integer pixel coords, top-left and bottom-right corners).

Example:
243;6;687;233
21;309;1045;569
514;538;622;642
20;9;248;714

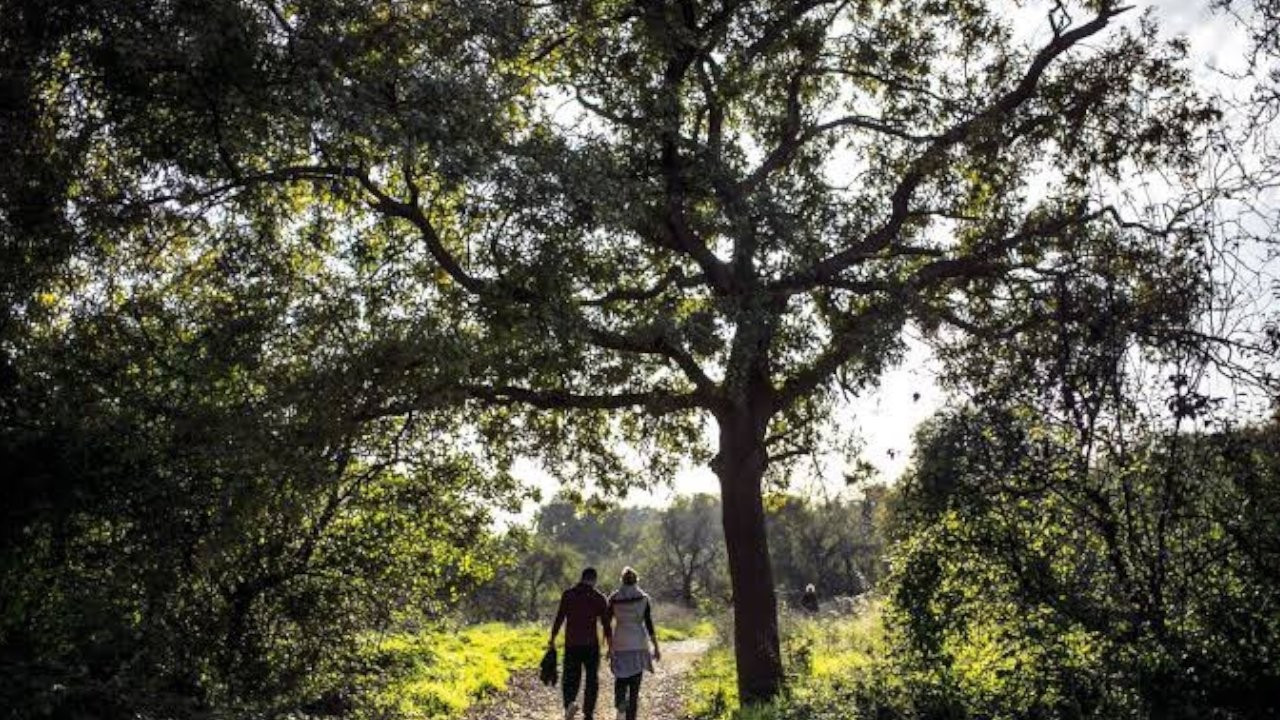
464;639;711;720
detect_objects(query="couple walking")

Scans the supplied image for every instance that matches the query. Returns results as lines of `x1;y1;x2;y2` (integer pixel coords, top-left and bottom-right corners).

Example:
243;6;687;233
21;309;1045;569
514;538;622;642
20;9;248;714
548;566;661;720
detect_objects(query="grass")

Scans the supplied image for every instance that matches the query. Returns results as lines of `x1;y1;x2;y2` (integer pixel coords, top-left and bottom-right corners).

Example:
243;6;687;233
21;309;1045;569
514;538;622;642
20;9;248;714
687;641;740;719
360;622;547;719
654;602;718;641
685;604;893;720
656;619;716;641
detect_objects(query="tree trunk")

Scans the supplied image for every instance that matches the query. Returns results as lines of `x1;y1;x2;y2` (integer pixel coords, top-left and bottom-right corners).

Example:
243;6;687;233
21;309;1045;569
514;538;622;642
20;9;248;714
681;572;695;608
528;574;542;622
714;403;784;703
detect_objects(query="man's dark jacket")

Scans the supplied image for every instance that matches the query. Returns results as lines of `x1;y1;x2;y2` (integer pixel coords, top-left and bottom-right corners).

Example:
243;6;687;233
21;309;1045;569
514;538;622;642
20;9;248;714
552;582;611;647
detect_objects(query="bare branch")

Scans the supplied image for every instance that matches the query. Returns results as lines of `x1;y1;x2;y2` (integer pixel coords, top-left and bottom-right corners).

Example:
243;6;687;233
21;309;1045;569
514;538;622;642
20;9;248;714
770;4;1133;295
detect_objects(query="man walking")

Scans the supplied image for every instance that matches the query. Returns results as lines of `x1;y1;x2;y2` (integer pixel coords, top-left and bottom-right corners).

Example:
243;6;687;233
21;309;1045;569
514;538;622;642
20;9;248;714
549;567;612;720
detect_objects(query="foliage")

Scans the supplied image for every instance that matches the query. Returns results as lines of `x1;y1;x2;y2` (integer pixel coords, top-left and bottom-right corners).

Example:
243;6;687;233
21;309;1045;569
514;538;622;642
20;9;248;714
355;623;547;720
686;607;898;720
883;411;1280;719
0;0;1238;705
767;487;890;604
687;407;1280;720
0;155;532;712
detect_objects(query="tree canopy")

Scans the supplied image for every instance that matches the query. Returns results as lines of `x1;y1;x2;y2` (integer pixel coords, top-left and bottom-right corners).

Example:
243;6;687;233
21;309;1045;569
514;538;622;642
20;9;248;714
0;0;1248;705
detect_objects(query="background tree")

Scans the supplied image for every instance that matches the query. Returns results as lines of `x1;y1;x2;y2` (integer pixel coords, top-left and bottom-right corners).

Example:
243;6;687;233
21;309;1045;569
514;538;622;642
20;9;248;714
521;538;584;621
656;493;726;607
768;486;889;602
1;0;1221;701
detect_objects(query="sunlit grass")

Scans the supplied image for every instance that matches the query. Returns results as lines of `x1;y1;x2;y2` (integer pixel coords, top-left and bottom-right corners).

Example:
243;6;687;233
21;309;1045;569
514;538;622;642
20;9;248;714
685;604;892;720
656;616;717;642
686;643;740;719
362;623;546;719
653;602;720;642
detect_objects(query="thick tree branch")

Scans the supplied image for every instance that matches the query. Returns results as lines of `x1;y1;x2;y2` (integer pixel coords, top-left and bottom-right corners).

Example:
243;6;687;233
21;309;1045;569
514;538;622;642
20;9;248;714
153;163;723;402
137;163;516;300
361;180;505;298
460;383;703;415
772;299;902;410
740;112;938;195
656;113;737;294
367;381;704;419
582;324;719;398
576;266;705;306
633;0;738;294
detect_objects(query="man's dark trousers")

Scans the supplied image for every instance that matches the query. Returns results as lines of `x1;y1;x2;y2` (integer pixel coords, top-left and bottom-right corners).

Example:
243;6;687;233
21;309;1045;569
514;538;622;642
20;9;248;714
562;645;600;717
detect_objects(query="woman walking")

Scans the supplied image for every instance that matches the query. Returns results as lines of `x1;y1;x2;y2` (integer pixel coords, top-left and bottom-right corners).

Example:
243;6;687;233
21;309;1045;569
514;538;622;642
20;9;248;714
607;567;660;720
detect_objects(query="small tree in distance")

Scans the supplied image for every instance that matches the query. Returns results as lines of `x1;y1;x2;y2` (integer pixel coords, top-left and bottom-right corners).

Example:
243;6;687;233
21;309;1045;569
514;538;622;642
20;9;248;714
657;494;725;608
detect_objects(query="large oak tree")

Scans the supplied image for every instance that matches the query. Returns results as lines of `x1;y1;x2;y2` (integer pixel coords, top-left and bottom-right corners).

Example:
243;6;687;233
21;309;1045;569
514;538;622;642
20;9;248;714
18;0;1219;700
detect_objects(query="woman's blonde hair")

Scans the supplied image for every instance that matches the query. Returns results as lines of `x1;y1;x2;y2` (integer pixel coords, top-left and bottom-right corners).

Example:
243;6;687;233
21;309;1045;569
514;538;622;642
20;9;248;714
621;566;639;585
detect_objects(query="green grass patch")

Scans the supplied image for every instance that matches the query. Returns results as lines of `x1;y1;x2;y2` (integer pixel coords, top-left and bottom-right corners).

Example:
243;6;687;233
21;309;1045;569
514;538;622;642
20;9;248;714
654;602;718;642
361;623;547;719
684;605;893;720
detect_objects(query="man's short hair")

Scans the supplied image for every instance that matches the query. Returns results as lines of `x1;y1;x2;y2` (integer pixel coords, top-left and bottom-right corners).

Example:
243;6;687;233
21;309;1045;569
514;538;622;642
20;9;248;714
580;567;598;582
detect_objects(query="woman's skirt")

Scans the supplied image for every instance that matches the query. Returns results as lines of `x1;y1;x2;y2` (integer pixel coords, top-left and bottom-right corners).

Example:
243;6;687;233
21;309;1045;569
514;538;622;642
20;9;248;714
610;649;653;679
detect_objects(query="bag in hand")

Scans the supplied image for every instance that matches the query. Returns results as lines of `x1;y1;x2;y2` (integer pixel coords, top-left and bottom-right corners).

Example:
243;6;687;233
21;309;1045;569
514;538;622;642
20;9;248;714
539;648;558;687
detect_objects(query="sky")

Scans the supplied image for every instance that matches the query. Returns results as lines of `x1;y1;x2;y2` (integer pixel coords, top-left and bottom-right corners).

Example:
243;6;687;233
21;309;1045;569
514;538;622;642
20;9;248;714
508;0;1275;516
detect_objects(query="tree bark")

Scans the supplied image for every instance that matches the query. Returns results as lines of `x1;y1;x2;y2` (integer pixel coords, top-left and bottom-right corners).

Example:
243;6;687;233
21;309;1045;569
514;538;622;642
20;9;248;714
714;400;784;703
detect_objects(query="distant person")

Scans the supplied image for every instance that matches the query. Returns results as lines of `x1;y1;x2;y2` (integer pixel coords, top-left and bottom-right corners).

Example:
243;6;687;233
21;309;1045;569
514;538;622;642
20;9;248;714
800;583;819;613
550;567;612;720
607;566;661;720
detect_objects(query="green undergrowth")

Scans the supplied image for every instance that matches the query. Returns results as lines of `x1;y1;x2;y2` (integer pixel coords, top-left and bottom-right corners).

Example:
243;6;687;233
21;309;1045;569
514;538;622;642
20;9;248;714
686;604;897;720
686;599;1114;720
359;623;546;719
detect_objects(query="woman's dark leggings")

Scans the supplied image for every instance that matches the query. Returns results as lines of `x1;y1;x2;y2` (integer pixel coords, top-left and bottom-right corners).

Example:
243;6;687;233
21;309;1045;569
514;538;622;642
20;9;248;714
614;673;642;720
